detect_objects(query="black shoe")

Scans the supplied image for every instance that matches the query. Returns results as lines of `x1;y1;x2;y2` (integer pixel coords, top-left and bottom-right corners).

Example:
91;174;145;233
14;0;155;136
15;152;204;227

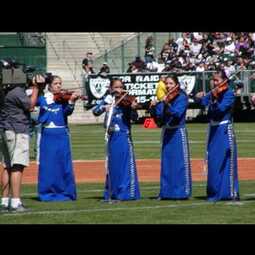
9;204;30;213
0;205;9;213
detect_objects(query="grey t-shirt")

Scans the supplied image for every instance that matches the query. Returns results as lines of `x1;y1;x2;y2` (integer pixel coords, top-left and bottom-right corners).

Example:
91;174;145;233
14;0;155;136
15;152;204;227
0;86;31;134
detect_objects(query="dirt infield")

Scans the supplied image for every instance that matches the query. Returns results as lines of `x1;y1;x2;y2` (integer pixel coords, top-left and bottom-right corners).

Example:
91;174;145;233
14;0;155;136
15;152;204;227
8;158;255;184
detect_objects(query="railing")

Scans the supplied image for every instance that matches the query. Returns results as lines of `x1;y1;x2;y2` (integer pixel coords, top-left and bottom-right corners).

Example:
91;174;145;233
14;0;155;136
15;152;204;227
62;40;80;82
89;33;104;56
47;33;81;87
45;34;61;60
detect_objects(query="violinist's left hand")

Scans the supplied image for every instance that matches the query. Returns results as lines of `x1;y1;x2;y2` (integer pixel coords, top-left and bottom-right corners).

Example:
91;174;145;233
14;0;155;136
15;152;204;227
163;96;169;104
195;92;205;99
70;92;80;103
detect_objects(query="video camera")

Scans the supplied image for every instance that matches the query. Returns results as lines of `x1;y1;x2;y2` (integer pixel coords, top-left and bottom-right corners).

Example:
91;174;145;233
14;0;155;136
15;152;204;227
0;58;52;91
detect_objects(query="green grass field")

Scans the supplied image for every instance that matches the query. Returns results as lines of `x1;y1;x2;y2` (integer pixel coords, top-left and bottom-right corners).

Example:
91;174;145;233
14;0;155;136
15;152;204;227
3;122;255;224
29;122;255;160
1;181;255;224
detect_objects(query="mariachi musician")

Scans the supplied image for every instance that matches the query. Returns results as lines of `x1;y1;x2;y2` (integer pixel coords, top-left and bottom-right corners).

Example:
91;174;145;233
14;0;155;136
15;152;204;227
150;74;192;200
92;78;141;202
195;70;240;202
36;75;80;202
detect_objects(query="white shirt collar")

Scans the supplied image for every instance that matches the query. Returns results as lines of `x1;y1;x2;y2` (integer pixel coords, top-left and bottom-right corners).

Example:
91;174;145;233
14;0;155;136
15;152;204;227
44;91;55;105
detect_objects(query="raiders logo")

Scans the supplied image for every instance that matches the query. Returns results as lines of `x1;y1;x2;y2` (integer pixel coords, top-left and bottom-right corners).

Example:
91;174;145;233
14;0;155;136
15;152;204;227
89;76;110;99
178;75;196;95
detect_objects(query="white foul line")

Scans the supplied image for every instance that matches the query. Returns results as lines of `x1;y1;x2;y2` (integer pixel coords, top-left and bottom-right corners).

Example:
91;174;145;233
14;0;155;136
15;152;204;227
1;202;211;216
2;198;250;217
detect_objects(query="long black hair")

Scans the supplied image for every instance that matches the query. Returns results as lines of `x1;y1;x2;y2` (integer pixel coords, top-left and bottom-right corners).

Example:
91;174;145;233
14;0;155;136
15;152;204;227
109;78;123;88
48;75;62;86
213;69;228;80
165;74;180;86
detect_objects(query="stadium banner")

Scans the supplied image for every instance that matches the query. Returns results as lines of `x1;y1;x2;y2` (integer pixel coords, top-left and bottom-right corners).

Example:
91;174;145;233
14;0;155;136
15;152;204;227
85;72;197;106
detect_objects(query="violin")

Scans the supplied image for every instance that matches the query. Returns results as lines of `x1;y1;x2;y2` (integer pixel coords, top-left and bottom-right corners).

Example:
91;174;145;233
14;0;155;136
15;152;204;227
210;70;243;99
53;89;88;104
211;79;228;99
114;90;137;107
164;84;180;103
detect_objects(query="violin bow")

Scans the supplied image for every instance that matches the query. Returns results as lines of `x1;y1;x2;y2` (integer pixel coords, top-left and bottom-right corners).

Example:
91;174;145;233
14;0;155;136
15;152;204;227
221;69;242;86
104;95;116;204
114;91;129;107
228;69;242;81
105;95;116;141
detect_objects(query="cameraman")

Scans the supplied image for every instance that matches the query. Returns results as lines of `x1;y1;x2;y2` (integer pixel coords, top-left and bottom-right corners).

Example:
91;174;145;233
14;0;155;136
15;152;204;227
0;74;44;213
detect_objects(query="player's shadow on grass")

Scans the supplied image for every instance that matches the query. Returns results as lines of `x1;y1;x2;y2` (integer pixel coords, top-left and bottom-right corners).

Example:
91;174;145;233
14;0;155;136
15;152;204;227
83;196;104;200
193;196;208;200
241;197;255;201
148;196;159;200
24;196;39;201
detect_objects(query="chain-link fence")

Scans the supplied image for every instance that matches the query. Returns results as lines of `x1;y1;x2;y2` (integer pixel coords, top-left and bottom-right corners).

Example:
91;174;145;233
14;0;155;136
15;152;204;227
93;32;181;73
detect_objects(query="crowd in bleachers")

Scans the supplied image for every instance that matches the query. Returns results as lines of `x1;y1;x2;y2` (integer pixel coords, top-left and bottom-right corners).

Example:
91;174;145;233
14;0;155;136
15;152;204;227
127;32;255;77
81;33;255;77
82;51;111;77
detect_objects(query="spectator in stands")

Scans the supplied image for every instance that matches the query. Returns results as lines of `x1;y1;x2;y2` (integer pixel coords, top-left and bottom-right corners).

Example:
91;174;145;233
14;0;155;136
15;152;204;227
168;38;178;53
238;61;247;71
99;62;110;75
179;38;191;55
160;43;171;63
224;37;236;56
83;51;94;65
126;62;133;73
144;36;155;63
155;75;167;101
176;32;191;54
192;32;203;43
190;39;202;57
214;41;225;55
204;39;215;56
146;60;159;72
162;63;172;72
196;62;205;72
82;52;95;75
224;59;236;78
126;32;255;74
132;56;146;72
156;58;166;73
